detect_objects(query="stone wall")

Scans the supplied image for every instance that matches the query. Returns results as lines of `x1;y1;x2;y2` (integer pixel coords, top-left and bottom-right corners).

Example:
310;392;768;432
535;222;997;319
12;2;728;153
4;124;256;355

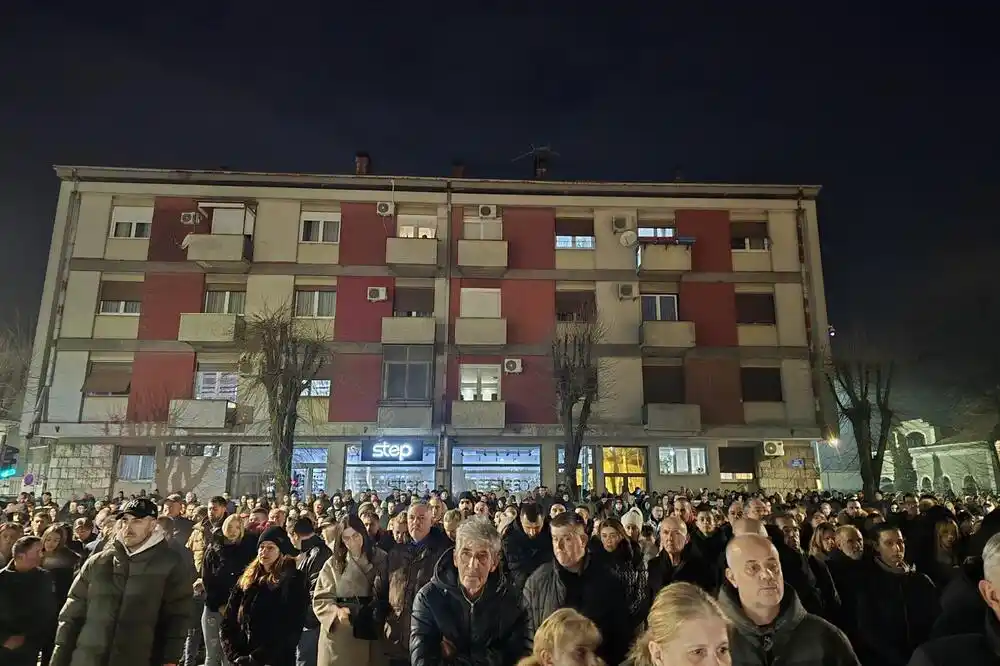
47;443;115;502
757;443;819;495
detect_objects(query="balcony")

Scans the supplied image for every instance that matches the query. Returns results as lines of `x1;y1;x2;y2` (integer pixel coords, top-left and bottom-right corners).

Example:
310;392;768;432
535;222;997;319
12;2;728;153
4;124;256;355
744;401;787;424
457;239;508;276
92;315;139;340
381;316;436;345
451;400;506;429
184;233;251;264
386;238;438;276
454;317;507;346
81;396;129;422
640;320;696;348
168;399;232;429
178;313;242;343
737;324;779;346
639;245;692;272
378;405;434;429
644;403;702;431
732;250;773;272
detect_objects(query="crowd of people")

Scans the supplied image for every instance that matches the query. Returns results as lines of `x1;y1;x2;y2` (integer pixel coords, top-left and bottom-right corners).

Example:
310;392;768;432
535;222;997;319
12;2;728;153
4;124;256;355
0;484;998;665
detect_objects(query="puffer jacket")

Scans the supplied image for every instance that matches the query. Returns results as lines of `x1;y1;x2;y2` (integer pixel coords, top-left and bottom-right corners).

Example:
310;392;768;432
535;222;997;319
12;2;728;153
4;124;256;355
0;562;58;666
500;523;552;592
410;549;531;666
717;584;860;666
202;531;257;613
49;533;194;666
296;534;332;629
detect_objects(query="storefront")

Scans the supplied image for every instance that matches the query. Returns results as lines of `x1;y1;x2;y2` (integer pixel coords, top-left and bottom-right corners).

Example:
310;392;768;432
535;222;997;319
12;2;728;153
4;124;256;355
291;447;329;496
602;447;649;493
451;445;541;494
558;446;596;492
344;439;436;496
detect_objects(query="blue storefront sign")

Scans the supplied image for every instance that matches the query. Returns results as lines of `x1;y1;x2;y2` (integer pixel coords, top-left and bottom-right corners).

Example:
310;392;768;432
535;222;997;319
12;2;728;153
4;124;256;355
361;439;425;463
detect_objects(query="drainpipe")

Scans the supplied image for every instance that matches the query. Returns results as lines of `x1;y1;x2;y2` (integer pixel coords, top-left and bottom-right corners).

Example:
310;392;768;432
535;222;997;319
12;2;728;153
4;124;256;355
438;181;453;490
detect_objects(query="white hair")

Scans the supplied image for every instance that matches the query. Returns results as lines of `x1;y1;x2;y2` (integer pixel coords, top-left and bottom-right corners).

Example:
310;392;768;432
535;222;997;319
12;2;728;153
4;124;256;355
455;516;502;555
983;532;1000;584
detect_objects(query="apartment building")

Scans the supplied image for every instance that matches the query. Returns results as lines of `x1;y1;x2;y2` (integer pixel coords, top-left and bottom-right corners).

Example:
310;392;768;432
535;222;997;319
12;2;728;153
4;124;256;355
20;162;830;501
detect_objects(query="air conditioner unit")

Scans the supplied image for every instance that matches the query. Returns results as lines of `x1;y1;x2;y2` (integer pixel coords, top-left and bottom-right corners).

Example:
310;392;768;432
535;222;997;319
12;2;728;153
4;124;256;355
376;201;395;217
180;211;203;226
367;287;388;302
503;358;523;374
478;204;499;219
611;215;632;234
616;283;637;300
763;440;785;457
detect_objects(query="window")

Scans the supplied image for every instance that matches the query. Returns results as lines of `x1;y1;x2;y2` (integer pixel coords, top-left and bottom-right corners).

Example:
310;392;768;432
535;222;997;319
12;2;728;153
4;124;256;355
300;212;341;243
638;226;676;239
658;446;708;475
554;219;595;250
735;293;776;325
110;206;153;239
452;446;542;494
397;214;437;239
740;367;784;402
642;366;685;404
459;288;501;318
463;218;503;240
558;446;596;491
382;346;433;401
393;287;435;317
555;291;596;322
459;364;501;401
730;221;770;251
118;452;155;482
641;294;678;321
166;443;222;457
719;445;757;481
294;290;337;317
98;281;143;316
82;363;132;396
300;379;331;397
204;290;246;315
195;370;238;402
720;472;755;481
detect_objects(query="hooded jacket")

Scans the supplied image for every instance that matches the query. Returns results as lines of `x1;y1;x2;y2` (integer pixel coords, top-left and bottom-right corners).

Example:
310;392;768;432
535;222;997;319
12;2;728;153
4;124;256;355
500;522;553;592
717;584;860;666
909;610;1000;666
410;548;531;666
0;562;58;666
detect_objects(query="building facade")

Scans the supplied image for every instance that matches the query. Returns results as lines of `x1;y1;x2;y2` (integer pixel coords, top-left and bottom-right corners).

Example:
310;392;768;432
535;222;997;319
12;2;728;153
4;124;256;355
20;164;830;501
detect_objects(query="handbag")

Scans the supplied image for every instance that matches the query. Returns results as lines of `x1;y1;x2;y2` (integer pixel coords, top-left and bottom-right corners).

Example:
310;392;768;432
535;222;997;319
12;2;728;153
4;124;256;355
336;596;379;641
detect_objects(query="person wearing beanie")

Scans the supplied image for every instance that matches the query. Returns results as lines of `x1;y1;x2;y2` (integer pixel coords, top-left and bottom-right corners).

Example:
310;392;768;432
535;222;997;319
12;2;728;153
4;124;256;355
621;508;645;542
258;525;297;557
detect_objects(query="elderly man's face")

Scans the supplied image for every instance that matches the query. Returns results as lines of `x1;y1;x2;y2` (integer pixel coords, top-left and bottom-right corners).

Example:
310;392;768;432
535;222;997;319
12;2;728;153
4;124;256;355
454;538;498;597
746;499;767;520
775;516;801;551
408;505;431;542
660;517;688;555
836;527;864;560
726;536;784;611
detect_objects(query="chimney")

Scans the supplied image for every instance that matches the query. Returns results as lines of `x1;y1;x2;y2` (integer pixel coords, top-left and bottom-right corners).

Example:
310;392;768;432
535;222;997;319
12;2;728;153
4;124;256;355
355;152;371;175
451;161;466;178
533;155;549;179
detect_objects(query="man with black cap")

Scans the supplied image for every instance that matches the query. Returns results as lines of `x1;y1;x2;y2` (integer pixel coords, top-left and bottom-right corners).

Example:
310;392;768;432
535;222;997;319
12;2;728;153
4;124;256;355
50;497;195;666
457;492;475;519
162;494;194;546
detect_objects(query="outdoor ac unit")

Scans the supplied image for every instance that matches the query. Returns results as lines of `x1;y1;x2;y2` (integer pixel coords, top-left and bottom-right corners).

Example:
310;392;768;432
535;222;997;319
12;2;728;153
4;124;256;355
616;283;637;300
180;211;202;226
478;204;499;219
503;358;523;374
611;215;632;234
367;287;388;302
376;201;395;217
763;440;785;457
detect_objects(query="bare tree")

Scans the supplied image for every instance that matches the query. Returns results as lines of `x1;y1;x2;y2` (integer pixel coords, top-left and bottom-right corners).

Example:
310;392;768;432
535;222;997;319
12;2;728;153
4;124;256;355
238;305;329;498
0;321;32;422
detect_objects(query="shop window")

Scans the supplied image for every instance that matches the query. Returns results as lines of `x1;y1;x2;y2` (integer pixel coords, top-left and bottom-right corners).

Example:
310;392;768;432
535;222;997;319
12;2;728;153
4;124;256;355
642;366;685;404
459;288;501;318
344;444;436;496
393;287;435;317
603;446;648;494
459;364;501;401
294;290;337;318
658;446;708;475
555;291;596;322
740;367;784;402
735;293;776;325
558;446;596;491
452;445;541;494
382;346;433;401
204;290;246;315
641;294;678;322
730;221;770;251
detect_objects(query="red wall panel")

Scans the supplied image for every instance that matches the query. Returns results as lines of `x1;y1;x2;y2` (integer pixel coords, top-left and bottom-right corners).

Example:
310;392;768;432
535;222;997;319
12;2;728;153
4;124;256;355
504;207;555;269
505;356;557;424
339;203;392;266
679;282;737;347
128;352;196;421
334;276;394;342
684;358;743;425
448;278;502;343
502;280;555;344
148;198;208;262
138;273;205;340
674;210;732;272
328;354;382;422
450;206;464;265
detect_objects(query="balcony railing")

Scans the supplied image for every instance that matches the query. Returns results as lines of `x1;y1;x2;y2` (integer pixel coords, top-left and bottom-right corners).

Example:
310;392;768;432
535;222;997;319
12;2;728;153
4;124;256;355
454;318;507;346
386;237;438;275
168;399;232;429
178;313;242;343
451;400;506;429
640;320;696;348
643;403;702;431
381;316;436;344
639;245;692;272
457;239;508;275
377;404;434;429
184;234;251;262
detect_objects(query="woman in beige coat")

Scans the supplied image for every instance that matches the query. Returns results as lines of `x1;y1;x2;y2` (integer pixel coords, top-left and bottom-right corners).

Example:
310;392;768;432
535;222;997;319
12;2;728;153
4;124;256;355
313;513;388;666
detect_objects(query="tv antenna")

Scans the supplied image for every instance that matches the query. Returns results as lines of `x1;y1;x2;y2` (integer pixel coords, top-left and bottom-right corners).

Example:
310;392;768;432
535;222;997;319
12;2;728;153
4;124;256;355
511;143;560;163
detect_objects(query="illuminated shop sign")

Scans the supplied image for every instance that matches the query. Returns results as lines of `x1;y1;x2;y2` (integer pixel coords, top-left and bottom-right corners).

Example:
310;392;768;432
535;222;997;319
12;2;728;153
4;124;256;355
361;440;424;463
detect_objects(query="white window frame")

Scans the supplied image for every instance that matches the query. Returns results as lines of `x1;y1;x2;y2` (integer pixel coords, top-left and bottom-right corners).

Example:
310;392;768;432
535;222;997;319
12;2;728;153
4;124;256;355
638;226;676;239
109;206;153;239
117;454;156;482
733;236;771;252
657;446;708;476
195;371;239;402
459;364;502;402
555;235;595;249
300;211;341;244
463;218;503;240
99;300;141;316
294;290;337;318
459;288;501;318
720;471;755;481
641;294;678;321
300;379;332;397
397;215;437;239
203;290;246;315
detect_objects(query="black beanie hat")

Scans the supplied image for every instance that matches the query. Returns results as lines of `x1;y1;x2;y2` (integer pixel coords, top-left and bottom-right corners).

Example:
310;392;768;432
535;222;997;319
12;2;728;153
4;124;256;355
258;525;297;556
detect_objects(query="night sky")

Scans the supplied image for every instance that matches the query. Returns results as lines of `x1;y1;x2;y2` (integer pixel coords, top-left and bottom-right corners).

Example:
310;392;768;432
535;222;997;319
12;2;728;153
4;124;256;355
2;3;998;406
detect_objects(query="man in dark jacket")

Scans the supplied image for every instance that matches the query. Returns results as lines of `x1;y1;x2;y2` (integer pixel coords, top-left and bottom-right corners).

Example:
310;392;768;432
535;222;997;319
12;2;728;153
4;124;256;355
50;497;194;666
647;516;715;595
292;517;330;666
411;517;530;666
0;536;58;666
500;502;552;592
522;511;632;666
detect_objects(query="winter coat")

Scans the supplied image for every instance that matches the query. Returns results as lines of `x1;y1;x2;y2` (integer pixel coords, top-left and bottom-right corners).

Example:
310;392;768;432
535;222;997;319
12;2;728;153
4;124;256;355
411;549;531;666
591;541;649;630
313;547;387;666
522;554;634;666
908;610;1000;666
41;546;82;606
647;543;716;596
0;562;58;666
49;534;195;666
186;518;216;575
220;559;309;666
931;557;986;639
500;523;553;592
202;532;257;613
297;534;333;629
717;584;860;666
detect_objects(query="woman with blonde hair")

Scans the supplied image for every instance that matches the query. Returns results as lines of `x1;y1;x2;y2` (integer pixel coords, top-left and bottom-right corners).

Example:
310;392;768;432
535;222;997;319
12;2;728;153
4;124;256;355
809;522;838;560
517;608;604;666
628;582;731;666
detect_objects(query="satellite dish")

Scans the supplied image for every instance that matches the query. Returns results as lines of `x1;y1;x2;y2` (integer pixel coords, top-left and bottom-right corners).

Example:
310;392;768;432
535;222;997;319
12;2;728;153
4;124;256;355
619;230;638;248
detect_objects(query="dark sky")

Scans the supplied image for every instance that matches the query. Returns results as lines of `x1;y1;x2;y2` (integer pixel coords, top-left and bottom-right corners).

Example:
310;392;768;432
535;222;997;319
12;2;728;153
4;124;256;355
2;3;998;372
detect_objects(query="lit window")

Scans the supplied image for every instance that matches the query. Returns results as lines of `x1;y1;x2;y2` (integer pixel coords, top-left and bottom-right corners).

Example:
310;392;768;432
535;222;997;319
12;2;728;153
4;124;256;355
555;235;595;249
658;446;708;475
459;365;501;401
637;227;675;239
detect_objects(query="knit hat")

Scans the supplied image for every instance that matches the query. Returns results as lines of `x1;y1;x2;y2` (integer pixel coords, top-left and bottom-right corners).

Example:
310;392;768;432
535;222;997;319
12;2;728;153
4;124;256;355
458;491;475;503
621;507;644;528
258;525;297;556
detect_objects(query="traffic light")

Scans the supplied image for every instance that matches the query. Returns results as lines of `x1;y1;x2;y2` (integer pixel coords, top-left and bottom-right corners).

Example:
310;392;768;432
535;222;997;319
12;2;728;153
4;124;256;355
0;445;18;479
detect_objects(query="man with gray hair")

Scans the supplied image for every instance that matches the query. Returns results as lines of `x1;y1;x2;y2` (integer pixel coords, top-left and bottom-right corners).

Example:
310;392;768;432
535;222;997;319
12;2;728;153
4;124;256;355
410;517;530;666
907;531;1000;665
